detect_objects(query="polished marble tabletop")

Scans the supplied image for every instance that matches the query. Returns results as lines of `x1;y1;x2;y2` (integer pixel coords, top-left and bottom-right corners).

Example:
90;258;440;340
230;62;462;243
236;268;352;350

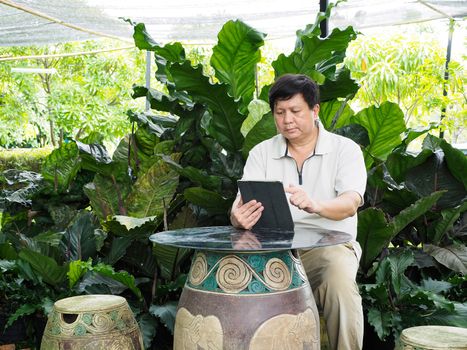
149;225;352;251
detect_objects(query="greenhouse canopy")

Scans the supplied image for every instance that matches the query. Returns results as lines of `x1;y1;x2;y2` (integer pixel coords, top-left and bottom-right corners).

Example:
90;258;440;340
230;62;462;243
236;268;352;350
0;0;466;47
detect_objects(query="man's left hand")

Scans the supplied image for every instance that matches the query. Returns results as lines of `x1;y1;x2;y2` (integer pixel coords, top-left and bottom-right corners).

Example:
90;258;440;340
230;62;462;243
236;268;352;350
285;184;322;214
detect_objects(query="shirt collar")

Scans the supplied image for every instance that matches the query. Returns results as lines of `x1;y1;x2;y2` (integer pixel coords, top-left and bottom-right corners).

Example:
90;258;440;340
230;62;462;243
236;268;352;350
271;121;333;159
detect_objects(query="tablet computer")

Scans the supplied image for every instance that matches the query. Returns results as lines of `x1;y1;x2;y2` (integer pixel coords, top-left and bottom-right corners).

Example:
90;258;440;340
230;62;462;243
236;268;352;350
237;180;294;231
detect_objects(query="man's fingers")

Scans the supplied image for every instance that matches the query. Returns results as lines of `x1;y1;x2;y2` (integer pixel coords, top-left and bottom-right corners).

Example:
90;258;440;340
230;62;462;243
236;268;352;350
285;185;297;194
239;200;262;215
241;206;263;229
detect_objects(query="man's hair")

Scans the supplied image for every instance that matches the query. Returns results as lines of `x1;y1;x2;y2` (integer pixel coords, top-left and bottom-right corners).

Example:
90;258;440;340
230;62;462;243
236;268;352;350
268;74;320;112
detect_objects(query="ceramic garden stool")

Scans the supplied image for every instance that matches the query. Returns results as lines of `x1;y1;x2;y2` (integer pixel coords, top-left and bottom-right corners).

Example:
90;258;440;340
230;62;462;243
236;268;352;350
40;294;144;350
399;326;467;350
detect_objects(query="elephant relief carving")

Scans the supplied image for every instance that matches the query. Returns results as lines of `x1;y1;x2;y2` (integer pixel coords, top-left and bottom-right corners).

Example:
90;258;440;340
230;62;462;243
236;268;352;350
174;307;223;350
249;308;318;350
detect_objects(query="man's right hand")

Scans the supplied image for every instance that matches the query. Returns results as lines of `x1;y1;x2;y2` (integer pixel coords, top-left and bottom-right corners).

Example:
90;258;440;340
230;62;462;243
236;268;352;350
230;197;264;229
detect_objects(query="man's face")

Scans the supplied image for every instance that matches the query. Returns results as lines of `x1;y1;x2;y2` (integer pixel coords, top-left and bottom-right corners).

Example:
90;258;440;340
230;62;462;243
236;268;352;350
273;93;319;143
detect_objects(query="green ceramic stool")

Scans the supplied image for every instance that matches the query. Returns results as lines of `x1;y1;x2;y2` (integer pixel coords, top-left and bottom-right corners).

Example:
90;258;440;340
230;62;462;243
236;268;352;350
40;295;144;350
400;326;467;350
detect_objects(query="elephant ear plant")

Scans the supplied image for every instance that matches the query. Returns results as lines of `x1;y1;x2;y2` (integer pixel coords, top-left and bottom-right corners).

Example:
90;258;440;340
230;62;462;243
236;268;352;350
128;10;465;347
129;14;359;221
0;132;186;348
0;11;465;350
317;96;466;343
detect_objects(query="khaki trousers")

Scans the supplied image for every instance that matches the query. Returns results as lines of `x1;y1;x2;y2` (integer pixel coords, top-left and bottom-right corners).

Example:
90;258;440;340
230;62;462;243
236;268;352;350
300;243;363;350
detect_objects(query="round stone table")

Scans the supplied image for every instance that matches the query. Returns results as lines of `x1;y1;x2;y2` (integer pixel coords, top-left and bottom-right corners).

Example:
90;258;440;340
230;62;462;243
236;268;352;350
150;226;352;350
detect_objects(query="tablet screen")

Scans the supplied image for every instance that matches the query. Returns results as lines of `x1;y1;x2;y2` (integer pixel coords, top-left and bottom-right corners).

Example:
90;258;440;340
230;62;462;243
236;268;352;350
237;180;294;232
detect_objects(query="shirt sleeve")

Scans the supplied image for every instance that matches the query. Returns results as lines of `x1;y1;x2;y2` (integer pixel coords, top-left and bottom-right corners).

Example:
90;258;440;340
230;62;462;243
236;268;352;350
241;144;267;181
335;139;367;205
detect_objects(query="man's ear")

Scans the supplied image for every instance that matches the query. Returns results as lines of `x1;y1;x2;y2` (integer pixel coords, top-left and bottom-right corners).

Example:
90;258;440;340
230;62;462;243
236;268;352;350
313;104;320;121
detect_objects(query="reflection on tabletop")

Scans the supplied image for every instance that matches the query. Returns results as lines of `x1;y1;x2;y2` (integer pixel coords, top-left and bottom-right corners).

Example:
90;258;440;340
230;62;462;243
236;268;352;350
150;225;352;251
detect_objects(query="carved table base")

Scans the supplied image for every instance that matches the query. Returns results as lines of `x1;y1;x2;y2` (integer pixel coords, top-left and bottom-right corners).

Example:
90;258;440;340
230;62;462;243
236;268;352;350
174;250;320;350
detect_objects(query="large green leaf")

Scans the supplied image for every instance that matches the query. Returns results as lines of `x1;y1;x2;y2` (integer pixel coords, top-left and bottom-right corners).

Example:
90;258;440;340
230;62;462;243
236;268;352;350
402;123;439;146
333;124;370;147
294;0;344;48
128;21;158;50
169;62;245;152
420;278;453;294
0;242;17;259
41;142;80;193
211;20;265;111
357;208;393;272
367;307;394;340
84;174;131;220
129;110;177;130
153;42;187;87
439;138;467;189
76;141;112;164
272;27;357;82
133;86;187;116
149;301;177;334
76;262;142;299
405;152;465;208
104;215;160;238
242;111;277;158
153;242;191;280
6;304;37;329
111;134;156;179
183;187;232;215
424;244;467;274
387;250;414;298
386;149;433;183
352;102;406;166
319;99;354;130
241;99;270;136
93;263;142;299
18;249;67;285
0;170;43;207
137;313;158;349
126;159;179;218
319;67;359;102
162;156;221;192
392;191;445;234
358;192;444;271
123;241;158;277
429;202;467;244
60;211;103;261
68;259;92;288
103;236;133;265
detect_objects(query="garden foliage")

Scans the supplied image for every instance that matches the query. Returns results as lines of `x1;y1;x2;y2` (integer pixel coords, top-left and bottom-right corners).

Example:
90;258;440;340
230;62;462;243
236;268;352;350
0;11;466;349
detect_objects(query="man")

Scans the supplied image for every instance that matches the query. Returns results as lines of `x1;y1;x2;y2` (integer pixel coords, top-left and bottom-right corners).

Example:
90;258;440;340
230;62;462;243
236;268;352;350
230;74;367;349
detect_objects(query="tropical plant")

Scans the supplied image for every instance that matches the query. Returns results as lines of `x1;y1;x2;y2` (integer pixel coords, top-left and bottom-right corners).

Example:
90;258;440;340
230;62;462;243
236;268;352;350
126;10;467;346
1;9;466;349
361;249;466;344
344;29;466;144
0;40;152;147
0;128;189;348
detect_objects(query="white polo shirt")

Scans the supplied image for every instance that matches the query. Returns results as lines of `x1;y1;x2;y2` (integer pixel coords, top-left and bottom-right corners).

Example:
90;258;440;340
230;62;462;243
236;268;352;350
241;122;367;254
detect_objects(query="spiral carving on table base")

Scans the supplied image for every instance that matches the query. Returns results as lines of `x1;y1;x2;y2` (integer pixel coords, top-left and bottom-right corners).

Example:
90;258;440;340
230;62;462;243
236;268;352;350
187;251;308;294
216;256;253;293
189;253;208;286
263;258;292;291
